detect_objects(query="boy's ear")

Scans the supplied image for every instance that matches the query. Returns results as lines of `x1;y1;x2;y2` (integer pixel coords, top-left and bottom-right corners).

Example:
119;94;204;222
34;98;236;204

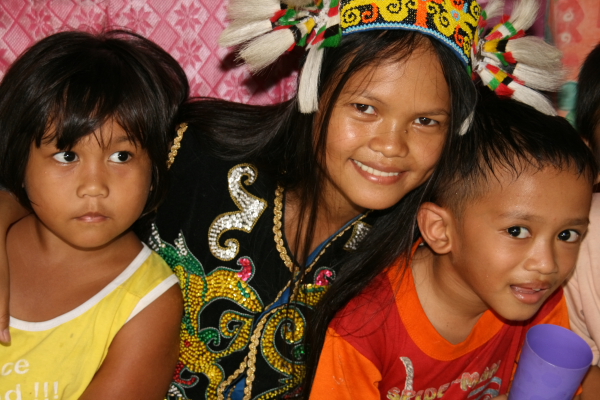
417;202;453;254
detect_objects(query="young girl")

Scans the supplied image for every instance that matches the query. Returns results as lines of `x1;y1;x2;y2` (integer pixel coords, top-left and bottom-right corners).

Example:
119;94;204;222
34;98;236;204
0;30;188;398
0;1;562;399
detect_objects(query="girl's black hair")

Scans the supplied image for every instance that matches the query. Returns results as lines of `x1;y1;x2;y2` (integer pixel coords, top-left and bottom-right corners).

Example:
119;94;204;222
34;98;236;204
0;30;189;221
576;41;600;163
303;89;597;396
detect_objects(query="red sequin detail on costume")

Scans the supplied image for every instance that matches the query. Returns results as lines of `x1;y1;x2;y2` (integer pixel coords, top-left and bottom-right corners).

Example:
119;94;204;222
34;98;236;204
237;257;253;281
316;269;334;286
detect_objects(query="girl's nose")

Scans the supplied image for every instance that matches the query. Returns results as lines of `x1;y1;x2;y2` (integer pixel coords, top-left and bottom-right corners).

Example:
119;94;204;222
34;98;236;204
369;125;409;158
76;163;109;198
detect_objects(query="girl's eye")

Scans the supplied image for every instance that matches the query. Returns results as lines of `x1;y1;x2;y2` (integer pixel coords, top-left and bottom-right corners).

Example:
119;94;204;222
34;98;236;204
353;104;375;115
109;151;132;163
507;226;531;239
53;151;78;163
414;117;438;126
558;230;580;243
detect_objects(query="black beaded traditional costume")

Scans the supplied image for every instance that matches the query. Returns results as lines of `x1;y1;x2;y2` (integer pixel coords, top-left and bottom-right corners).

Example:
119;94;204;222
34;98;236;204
151;124;373;400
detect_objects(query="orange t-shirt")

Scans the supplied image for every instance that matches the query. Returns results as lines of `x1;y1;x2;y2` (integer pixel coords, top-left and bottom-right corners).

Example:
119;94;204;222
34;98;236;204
310;258;570;400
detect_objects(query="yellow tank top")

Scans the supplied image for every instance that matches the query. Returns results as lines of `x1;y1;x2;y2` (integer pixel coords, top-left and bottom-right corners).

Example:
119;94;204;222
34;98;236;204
1;245;178;399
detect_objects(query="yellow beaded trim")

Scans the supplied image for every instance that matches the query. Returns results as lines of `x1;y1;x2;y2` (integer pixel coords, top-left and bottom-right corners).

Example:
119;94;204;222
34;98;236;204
273;185;294;273
167;122;188;169
217;185;370;399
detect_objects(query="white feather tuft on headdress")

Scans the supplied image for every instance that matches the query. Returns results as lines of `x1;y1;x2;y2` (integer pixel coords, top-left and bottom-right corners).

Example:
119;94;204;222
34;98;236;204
510;84;557;116
509;0;539;32
459;111;475;136
483;0;505;20
219;20;274;48
298;46;325;113
227;0;281;22
512;63;564;92
239;29;296;72
506;36;562;68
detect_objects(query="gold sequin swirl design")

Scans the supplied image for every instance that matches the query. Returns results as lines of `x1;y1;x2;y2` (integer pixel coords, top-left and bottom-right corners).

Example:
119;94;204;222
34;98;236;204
253;306;307;399
167;123;188;169
209;164;268;261
273;185;294;272
152;233;265;400
172;261;264;399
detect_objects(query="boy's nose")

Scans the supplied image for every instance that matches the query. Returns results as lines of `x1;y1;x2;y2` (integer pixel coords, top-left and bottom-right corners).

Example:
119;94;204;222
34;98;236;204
523;242;558;275
369;125;409;158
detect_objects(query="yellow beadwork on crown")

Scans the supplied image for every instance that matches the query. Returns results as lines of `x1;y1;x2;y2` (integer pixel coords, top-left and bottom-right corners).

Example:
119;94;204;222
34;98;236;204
340;0;481;67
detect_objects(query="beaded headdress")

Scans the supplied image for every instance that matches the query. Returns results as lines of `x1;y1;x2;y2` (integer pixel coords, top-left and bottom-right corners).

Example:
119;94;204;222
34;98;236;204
220;0;563;127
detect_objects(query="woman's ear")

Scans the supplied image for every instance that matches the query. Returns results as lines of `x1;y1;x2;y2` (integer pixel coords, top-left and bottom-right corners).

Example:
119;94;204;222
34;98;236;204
417;202;453;255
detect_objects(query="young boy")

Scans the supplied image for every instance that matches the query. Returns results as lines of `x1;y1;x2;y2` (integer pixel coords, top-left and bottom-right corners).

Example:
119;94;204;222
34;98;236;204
308;92;597;400
565;42;600;400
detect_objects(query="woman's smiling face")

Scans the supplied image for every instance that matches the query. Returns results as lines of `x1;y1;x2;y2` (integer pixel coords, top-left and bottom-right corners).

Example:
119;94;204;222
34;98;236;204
323;45;450;214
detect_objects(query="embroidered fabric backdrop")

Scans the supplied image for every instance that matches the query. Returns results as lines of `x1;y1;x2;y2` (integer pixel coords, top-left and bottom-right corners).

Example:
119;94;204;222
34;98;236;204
0;0;597;109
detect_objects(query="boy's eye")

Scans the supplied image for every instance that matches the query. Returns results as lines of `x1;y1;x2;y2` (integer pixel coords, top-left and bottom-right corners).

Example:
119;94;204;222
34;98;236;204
507;226;531;239
53;151;78;163
109;151;132;163
558;229;580;243
353;104;375;115
414;117;438;126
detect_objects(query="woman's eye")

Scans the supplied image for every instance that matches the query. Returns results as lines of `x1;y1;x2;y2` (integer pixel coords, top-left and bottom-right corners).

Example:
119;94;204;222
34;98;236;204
414;117;438;126
109;151;132;163
353;104;375;115
507;226;531;239
558;229;580;243
53;151;78;163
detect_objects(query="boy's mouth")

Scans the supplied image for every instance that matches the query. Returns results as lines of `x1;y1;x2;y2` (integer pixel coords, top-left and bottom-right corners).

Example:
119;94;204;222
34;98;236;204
510;284;550;304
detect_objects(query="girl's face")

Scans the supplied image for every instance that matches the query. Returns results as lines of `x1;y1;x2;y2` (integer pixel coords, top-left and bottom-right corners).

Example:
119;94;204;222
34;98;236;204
24;120;152;250
324;47;450;215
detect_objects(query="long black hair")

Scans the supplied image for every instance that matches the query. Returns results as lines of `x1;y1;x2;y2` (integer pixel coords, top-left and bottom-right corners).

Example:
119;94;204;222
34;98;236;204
179;29;476;270
0;30;189;220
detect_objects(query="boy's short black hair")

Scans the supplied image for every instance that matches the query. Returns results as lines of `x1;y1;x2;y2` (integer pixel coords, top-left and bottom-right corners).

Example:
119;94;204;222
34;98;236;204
428;90;597;215
0;30;189;214
576;42;600;163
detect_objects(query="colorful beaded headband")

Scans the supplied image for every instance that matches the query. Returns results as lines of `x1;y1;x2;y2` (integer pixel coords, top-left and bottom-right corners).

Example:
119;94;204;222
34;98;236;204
220;0;563;125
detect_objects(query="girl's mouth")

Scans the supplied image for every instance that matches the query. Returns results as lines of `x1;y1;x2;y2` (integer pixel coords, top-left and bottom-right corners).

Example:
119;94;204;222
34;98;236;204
352;159;401;177
76;212;108;223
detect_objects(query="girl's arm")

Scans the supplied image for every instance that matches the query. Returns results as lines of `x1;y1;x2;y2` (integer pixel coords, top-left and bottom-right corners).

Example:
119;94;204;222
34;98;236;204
0;190;29;343
79;285;183;399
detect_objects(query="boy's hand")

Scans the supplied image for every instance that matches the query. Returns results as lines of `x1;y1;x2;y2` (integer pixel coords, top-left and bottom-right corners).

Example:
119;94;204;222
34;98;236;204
492;396;507;400
0;190;29;343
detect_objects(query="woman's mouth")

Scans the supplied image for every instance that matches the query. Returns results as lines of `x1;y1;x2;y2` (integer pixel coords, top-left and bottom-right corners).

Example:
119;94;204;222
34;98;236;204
353;160;400;177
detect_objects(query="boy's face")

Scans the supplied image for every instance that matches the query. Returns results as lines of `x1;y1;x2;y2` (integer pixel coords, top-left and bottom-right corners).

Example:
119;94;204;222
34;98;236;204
447;166;592;321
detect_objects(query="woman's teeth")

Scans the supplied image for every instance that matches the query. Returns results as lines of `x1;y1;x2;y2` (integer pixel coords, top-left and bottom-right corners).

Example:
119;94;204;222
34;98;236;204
354;160;400;177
